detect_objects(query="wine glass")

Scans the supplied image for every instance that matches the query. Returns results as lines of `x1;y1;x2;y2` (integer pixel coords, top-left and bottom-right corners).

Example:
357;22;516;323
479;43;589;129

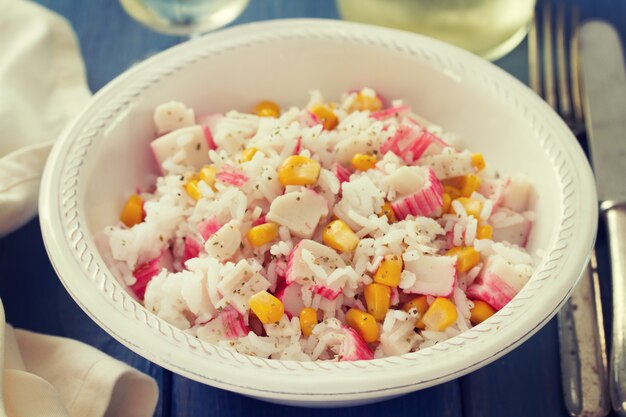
336;0;536;61
120;0;250;36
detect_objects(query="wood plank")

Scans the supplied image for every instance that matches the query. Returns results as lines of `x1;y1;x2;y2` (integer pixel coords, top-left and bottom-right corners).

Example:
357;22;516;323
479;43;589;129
35;0;341;94
460;319;569;417
171;377;462;417
35;0;182;92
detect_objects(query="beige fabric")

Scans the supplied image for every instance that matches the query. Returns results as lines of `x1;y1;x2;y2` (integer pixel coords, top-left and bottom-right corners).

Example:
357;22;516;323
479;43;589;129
3;326;159;417
0;0;91;237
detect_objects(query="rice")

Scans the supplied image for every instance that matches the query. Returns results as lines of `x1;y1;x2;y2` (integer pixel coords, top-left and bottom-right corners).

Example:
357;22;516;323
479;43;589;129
103;88;538;361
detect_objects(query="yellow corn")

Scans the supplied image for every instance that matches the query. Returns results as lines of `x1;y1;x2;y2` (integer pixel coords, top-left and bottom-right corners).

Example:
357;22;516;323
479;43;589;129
421;297;458;331
253;100;281;118
311;104;338;130
470;300;496;325
451;197;482;218
249;291;284;324
443;176;463;188
240;147;258;163
379;202;397;224
351;153;377;171
353;92;383;112
345;308;379;343
322;219;360;253
120;194;144;227
199;165;218;190
247;223;279;247
443;185;462;200
476;224;493;240
278;155;321;186
299;307;318;336
445;175;480;198
442;193;452;214
446;246;481;273
460;174;481;198
364;283;391;321
373;255;403;287
471;153;486;171
184;179;203;201
403;295;429;329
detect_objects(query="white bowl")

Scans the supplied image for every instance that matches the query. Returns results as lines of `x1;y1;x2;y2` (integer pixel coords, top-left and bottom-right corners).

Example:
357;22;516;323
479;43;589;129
39;19;597;407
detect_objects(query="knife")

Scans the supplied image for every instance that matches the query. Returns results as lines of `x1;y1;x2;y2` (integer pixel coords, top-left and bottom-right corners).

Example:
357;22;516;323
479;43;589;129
580;20;626;416
558;252;609;417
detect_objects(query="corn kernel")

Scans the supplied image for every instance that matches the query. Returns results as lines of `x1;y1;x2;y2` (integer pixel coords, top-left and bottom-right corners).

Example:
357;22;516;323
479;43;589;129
444;185;461;200
247;222;279;247
452;197;482;218
199;165;218;190
185;179;202;201
470;300;496;325
373;255;403;287
403;295;429;329
311;104;338;130
278;155;321;186
460;174;481;198
345;308;379;343
364;283;391;321
240;147;258;163
422;297;458;331
249;290;284;324
379;202;397;224
351;153;377;171
471;153;486;171
120;194;144;227
299;307;318;336
443;176;463;188
442;193;452;214
446;246;481;273
322;219;360;253
253;100;280;118
476;224;493;240
354;92;383;112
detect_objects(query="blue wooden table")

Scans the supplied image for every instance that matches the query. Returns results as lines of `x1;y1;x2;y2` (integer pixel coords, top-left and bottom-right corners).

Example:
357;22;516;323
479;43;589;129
3;1;625;415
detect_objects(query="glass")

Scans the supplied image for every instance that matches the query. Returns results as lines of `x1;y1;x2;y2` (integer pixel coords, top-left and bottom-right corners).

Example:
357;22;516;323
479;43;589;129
336;0;537;61
120;0;249;36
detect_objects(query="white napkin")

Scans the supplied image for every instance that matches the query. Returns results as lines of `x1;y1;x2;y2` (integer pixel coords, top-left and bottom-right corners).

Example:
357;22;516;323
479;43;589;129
0;1;159;416
3;324;158;417
0;0;91;237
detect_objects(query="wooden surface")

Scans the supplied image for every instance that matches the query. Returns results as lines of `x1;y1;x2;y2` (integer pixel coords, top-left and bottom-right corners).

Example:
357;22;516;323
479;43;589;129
3;0;625;415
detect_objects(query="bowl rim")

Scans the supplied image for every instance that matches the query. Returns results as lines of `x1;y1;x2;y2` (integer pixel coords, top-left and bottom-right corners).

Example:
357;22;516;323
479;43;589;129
39;18;597;401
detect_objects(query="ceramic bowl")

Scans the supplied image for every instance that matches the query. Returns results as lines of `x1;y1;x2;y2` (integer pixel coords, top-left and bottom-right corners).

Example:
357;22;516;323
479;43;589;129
39;19;597;407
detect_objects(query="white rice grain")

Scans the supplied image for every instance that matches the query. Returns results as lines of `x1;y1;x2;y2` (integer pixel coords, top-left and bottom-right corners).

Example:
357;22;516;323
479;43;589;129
451;199;467;217
480;199;494;221
464;217;477;246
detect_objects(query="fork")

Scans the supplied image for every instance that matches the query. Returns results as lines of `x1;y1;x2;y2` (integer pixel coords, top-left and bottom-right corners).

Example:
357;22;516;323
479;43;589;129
528;1;610;416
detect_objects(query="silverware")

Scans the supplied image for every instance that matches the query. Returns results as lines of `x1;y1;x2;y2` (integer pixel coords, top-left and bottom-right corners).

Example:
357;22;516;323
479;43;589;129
580;20;626;416
530;3;610;416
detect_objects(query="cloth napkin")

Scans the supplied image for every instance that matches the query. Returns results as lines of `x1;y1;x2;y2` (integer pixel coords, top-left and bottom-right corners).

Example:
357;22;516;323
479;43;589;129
0;0;91;237
0;1;159;416
3;320;159;417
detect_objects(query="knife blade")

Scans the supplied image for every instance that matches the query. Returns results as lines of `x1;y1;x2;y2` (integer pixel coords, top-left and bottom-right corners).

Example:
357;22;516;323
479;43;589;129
580;20;626;416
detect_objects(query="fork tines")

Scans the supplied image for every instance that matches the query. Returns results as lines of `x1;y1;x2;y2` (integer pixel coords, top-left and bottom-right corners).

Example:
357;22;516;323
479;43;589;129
529;0;584;133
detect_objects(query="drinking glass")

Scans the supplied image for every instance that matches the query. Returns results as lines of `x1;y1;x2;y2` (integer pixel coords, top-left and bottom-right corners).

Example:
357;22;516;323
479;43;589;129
120;0;249;36
336;0;537;61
